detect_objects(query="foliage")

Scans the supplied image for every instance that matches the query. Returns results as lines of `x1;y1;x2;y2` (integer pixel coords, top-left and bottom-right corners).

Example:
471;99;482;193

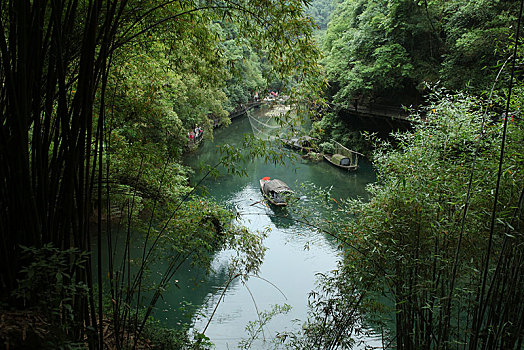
220;25;267;110
278;268;364;350
126;309;214;350
312;111;372;154
295;89;524;348
142;323;200;350
104;190;269;347
0;0;323;347
14;244;88;311
306;0;337;30
238;303;292;349
322;0;520;106
108;143;192;210
149;197;267;276
10;244;89;348
439;0;520;90
319;141;336;154
106;39;228;153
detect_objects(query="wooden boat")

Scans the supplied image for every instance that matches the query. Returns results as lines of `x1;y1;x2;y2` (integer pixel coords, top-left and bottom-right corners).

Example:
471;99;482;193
323;141;364;171
259;177;294;206
280;135;318;153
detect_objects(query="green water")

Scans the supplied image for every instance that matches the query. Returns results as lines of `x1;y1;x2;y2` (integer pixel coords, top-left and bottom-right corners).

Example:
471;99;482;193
156;106;379;348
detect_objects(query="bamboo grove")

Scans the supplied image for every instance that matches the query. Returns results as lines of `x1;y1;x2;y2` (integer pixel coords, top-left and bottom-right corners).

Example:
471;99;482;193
285;83;524;349
0;0;321;348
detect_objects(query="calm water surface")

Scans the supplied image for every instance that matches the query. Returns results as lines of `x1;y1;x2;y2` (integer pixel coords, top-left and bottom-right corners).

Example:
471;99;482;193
156;107;379;348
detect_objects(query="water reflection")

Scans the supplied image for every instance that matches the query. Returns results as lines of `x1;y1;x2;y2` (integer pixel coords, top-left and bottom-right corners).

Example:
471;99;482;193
265;206;294;230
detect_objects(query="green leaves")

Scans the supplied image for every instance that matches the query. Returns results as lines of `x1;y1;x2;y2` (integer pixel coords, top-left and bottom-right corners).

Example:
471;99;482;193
322;0;520;104
335;89;523;347
13;244;90;325
370;44;414;88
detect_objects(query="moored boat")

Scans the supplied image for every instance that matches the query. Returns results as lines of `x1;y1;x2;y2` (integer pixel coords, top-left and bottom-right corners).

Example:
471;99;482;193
323;141;363;171
280;135;318;153
259;177;294;206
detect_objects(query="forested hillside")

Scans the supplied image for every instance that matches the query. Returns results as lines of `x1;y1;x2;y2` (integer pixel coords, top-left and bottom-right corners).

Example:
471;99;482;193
323;0;519;107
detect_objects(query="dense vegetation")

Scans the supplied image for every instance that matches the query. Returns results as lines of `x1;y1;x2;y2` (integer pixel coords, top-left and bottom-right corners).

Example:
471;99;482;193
323;0;520;106
1;0;523;349
0;0;321;348
292;88;524;349
293;0;524;349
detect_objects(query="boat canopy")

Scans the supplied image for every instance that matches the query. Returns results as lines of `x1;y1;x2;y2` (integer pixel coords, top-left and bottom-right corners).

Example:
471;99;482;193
332;153;350;166
263;179;293;194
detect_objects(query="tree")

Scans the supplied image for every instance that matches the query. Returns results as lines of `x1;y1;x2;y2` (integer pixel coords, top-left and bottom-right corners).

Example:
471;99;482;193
322;0;519;106
0;0;321;347
291;88;524;349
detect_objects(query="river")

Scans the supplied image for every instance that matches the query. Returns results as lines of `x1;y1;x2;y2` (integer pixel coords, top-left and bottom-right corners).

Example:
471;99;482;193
155;105;379;348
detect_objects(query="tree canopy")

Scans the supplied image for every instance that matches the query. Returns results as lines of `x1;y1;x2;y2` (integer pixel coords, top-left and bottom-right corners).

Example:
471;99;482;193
322;0;520;106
